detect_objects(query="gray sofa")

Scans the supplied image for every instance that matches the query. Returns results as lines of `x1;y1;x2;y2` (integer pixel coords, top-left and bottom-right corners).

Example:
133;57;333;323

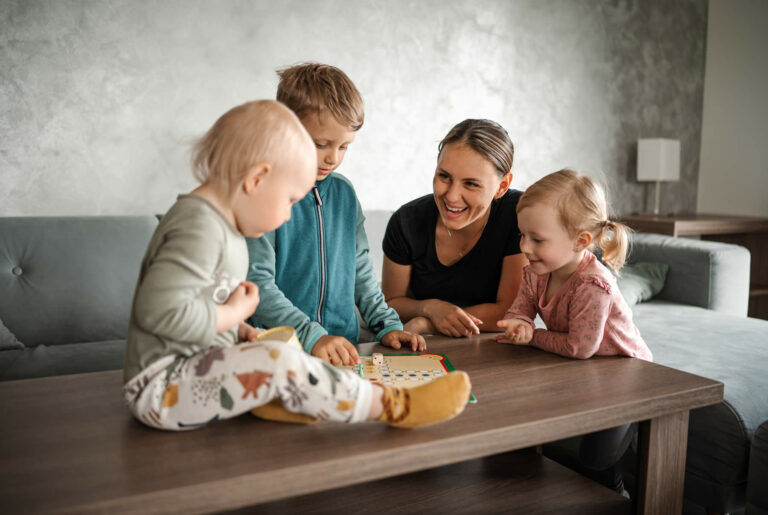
1;213;767;513
0;216;157;380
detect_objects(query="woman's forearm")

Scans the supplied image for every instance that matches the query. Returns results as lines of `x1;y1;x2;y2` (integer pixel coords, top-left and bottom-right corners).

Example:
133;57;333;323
387;296;439;322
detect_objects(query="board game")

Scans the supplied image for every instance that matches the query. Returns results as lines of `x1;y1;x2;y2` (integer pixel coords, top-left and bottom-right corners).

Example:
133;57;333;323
342;353;476;403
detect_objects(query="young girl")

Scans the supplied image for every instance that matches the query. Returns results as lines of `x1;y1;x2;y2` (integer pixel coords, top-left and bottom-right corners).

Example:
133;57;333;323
122;100;470;431
496;168;650;496
496;168;652;362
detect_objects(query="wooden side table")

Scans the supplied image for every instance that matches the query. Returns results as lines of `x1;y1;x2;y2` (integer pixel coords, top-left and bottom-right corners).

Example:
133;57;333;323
620;213;768;320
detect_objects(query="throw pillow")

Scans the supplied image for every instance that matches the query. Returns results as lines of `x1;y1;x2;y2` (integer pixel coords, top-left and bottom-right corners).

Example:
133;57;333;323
0;317;25;350
617;262;669;306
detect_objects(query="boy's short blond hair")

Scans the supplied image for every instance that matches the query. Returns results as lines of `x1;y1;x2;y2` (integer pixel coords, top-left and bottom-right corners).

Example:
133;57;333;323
276;62;364;131
192;100;312;193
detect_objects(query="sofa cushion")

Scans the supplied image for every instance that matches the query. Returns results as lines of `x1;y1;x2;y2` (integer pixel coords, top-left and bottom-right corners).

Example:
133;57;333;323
0;216;157;347
0;318;24;350
617;262;668;306
629;233;750;316
633;301;768;491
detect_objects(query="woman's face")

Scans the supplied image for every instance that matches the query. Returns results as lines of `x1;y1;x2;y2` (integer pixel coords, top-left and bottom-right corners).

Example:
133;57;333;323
433;143;506;232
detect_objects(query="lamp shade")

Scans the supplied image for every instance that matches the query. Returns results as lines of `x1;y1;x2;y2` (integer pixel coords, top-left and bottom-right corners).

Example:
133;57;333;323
637;139;680;182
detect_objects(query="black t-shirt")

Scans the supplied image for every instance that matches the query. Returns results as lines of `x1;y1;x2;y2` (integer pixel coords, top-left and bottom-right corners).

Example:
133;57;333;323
383;190;522;307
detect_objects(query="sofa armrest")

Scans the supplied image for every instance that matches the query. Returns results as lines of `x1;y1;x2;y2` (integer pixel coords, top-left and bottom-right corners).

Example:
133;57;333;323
747;419;768;514
629;233;750;316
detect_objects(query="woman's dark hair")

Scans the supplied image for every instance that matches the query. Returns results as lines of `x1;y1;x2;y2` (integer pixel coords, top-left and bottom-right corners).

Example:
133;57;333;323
438;119;514;177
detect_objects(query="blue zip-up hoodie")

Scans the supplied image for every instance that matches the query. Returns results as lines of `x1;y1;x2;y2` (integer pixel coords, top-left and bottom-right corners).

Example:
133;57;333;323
246;173;403;353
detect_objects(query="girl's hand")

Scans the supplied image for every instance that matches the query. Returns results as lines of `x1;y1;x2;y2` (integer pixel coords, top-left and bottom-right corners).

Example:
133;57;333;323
237;322;264;343
381;330;427;352
495;318;533;345
312;335;360;366
424;300;482;337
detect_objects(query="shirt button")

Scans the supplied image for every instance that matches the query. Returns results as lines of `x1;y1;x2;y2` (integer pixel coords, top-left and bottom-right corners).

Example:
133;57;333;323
12;266;23;276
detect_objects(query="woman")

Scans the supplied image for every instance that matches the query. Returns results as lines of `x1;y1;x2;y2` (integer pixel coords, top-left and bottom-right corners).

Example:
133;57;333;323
382;119;526;337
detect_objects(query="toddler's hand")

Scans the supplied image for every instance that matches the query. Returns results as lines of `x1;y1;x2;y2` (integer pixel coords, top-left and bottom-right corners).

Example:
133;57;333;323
226;281;260;321
312;335;360;366
237;322;264;342
381;330;427;352
495;318;533;345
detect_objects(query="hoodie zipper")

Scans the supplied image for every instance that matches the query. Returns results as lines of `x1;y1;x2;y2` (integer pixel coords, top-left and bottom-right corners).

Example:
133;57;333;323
312;186;326;324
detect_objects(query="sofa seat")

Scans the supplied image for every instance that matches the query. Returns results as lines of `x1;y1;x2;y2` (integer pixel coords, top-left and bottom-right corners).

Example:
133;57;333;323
0;339;127;381
633;300;768;509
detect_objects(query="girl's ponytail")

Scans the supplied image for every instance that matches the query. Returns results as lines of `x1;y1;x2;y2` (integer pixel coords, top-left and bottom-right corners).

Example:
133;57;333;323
597;220;632;272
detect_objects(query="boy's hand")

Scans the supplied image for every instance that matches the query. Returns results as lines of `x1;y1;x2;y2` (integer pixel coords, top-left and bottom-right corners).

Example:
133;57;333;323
424;300;482;337
312;335;360;366
237;322;264;342
381;330;427;352
495;318;533;345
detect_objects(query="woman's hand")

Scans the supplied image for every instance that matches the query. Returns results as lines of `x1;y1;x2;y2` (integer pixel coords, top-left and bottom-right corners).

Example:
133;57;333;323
312;335;360;366
403;316;434;335
424;300;483;337
381;330;427;352
495;318;533;345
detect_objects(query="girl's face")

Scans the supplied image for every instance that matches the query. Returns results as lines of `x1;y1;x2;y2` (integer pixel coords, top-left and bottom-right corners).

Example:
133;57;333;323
432;143;508;232
517;201;583;279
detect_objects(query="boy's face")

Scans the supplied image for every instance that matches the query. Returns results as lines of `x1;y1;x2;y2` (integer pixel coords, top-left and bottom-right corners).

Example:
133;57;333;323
300;112;356;182
234;156;315;238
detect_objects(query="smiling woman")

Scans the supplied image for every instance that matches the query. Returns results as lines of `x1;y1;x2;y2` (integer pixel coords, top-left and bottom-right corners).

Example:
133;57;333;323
381;119;526;338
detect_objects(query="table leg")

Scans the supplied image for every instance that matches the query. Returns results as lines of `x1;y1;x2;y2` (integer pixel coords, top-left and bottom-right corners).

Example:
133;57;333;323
636;411;690;514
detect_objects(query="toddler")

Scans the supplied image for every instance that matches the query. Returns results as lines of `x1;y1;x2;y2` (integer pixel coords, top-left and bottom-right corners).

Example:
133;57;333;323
122;100;470;430
247;63;424;366
496;169;652;361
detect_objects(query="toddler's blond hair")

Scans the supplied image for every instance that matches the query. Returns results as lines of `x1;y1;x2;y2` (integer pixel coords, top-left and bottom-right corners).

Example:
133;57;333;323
192;100;312;193
517;169;632;271
276;62;364;130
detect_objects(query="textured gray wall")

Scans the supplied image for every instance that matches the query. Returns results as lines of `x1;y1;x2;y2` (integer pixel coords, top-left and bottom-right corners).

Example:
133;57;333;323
0;0;707;216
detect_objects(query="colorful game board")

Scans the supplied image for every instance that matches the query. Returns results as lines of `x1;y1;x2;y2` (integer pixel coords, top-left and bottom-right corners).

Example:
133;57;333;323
342;353;476;403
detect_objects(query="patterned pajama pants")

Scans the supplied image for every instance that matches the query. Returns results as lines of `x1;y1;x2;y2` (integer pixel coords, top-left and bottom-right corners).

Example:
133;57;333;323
123;339;373;430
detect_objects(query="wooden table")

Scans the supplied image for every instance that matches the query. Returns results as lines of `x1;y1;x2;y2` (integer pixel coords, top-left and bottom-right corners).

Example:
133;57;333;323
0;335;722;514
620;213;768;319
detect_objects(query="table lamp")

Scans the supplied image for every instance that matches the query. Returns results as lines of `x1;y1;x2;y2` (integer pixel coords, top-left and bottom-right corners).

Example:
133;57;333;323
637;138;680;215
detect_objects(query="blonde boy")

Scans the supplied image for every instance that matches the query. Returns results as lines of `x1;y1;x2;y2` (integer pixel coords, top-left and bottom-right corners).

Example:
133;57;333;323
123;100;470;430
247;63;424;365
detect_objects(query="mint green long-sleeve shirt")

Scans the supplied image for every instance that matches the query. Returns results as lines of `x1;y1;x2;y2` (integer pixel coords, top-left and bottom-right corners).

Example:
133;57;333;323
123;195;248;382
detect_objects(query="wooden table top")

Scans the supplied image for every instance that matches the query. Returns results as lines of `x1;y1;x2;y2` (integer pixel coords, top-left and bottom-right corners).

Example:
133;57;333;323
0;335;723;514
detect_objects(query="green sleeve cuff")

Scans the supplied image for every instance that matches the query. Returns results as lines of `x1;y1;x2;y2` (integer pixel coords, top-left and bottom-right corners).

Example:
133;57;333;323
375;323;404;342
301;323;329;354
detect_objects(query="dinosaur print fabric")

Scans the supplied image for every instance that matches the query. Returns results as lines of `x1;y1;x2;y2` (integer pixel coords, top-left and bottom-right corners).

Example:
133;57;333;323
123;338;373;430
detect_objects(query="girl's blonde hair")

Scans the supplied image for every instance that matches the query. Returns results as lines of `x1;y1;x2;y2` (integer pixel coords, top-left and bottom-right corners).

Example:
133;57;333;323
517;169;632;271
192;100;311;193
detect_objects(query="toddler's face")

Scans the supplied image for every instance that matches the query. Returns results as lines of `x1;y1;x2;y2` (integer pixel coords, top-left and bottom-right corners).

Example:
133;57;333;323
234;157;315;238
300;112;356;182
517;202;582;278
